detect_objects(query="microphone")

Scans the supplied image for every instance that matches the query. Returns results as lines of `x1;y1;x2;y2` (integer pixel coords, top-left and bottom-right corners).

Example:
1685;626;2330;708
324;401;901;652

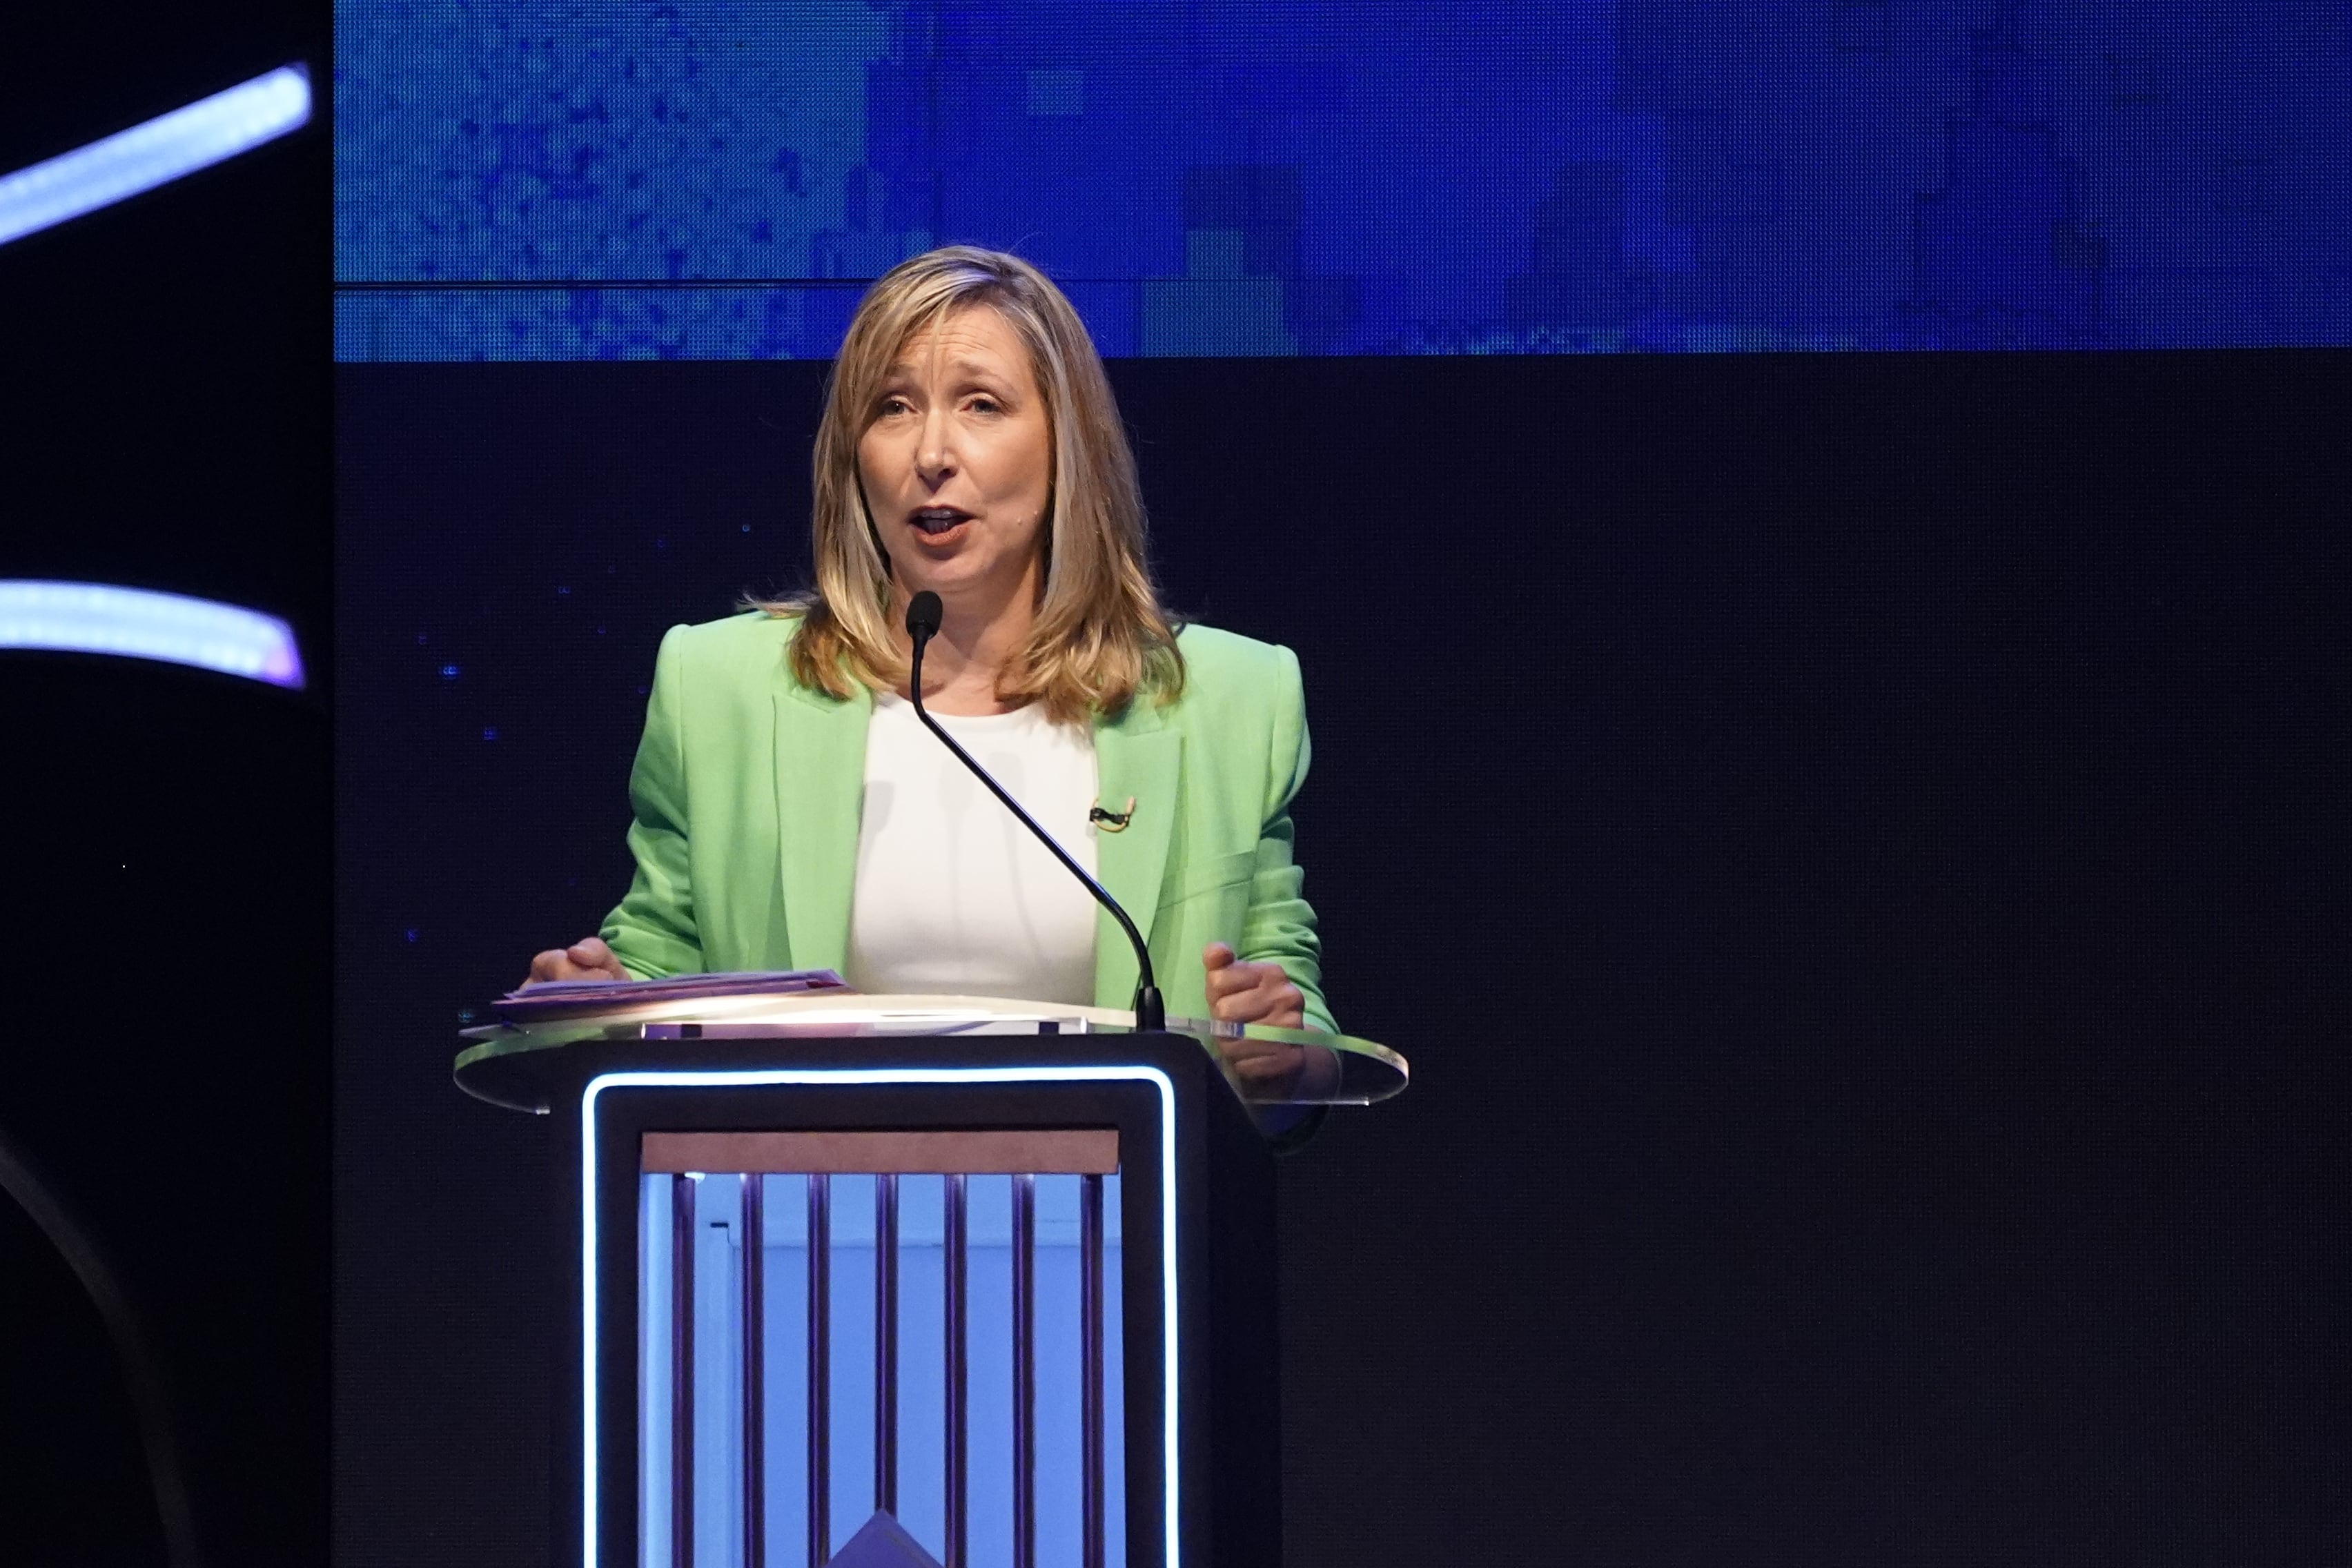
902;590;1166;1033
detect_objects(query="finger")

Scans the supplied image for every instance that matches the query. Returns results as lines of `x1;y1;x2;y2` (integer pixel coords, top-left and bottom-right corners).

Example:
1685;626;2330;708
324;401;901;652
1220;1034;1290;1067
1204;957;1255;999
569;937;628;979
1233;965;1293;1009
1217;1030;1280;1061
1211;975;1280;1022
1202;941;1236;971
1226;979;1306;1029
1228;1042;1303;1081
523;957;583;989
1208;974;1275;1019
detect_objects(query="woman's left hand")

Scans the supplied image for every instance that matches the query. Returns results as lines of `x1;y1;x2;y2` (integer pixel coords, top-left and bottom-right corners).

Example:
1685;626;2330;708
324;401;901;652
1202;941;1305;1030
1201;941;1327;1091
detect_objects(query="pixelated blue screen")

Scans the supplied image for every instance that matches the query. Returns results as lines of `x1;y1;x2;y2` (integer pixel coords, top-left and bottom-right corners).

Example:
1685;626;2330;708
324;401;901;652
335;1;2350;360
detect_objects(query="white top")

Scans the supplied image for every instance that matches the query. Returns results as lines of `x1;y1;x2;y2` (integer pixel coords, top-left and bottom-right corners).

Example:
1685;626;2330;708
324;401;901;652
843;694;1101;1006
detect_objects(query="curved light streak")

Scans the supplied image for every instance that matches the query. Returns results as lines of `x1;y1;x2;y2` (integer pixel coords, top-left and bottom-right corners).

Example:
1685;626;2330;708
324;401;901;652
0;580;304;689
0;64;311;248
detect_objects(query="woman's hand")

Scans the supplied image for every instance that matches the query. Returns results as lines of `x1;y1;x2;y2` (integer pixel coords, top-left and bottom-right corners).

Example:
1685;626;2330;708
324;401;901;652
1202;942;1323;1089
523;936;628;988
1202;941;1305;1030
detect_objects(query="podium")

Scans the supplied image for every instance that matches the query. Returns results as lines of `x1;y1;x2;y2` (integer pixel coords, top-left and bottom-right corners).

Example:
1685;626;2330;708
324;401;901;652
456;994;1407;1568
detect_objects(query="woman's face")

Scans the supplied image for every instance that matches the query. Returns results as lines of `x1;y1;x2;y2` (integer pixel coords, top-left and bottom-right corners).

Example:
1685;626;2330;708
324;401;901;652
858;303;1053;616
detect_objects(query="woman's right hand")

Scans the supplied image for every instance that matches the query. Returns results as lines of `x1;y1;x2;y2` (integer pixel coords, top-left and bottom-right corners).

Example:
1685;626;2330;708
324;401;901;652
523;936;628;987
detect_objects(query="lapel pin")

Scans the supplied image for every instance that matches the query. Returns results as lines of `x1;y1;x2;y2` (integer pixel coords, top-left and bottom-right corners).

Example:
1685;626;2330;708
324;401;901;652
1088;796;1137;832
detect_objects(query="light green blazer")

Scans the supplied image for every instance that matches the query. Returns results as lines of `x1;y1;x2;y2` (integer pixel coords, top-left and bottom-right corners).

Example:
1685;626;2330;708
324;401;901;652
599;611;1335;1032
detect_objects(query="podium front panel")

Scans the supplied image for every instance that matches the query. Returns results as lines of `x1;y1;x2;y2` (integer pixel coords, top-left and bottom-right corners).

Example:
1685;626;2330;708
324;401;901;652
634;1164;1127;1566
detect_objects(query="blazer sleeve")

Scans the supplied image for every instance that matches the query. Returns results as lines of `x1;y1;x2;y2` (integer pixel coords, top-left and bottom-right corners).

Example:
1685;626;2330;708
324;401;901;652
1236;643;1337;1035
600;625;707;979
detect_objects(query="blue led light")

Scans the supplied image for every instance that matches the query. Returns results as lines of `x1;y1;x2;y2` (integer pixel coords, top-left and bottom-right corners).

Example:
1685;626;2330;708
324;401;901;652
0;65;311;248
581;1065;1180;1568
0;580;304;688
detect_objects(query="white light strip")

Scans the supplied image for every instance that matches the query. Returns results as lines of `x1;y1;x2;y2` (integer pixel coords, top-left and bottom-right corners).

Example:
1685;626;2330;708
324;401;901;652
0;64;311;248
0;580;304;688
582;1066;1180;1568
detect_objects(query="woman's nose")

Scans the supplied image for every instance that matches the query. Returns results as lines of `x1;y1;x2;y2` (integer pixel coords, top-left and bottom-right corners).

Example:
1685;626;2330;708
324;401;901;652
916;406;957;479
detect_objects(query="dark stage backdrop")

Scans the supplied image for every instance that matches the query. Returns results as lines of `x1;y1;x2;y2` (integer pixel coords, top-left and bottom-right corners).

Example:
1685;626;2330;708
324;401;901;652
3;4;331;1563
336;351;2351;1565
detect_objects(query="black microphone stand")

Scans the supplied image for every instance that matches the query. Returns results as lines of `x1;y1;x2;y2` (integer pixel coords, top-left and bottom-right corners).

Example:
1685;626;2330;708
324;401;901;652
903;593;1166;1033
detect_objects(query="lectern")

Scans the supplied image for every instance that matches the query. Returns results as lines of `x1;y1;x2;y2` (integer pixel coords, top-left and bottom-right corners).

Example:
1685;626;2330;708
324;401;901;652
456;993;1407;1568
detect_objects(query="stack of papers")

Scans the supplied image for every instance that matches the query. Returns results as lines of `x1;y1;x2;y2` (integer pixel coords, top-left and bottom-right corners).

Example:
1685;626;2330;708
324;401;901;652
494;969;850;1023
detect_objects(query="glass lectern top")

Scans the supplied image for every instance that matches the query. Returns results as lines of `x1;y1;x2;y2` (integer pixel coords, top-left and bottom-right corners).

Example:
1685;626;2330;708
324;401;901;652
453;990;1409;1117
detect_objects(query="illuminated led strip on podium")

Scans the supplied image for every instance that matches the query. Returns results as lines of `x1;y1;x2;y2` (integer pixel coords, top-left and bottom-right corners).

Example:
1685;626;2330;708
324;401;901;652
0;580;305;689
0;64;311;248
584;1066;1181;1568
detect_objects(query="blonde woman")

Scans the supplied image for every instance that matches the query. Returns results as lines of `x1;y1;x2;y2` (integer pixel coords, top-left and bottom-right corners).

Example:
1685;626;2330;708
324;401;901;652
527;246;1330;1081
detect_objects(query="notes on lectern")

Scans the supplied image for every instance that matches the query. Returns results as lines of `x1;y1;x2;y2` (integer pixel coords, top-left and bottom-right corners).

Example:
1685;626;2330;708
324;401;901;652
496;969;850;1023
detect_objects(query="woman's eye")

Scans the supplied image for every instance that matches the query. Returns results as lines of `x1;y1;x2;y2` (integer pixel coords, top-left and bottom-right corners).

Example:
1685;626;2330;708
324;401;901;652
878;396;910;416
967;397;1001;415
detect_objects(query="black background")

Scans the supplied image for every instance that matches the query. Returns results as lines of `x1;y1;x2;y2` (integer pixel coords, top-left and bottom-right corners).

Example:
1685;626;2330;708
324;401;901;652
1;1;331;1564
336;349;2351;1563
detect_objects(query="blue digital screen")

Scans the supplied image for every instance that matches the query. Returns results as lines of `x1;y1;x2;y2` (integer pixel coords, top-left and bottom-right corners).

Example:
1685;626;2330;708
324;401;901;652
333;1;2352;359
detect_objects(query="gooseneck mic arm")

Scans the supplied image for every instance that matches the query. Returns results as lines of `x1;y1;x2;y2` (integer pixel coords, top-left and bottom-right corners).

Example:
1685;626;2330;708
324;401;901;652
902;591;1166;1033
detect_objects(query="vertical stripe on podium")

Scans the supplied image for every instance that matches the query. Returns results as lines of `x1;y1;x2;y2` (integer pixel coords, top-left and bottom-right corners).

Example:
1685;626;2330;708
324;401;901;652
669;1174;694;1568
1012;1174;1037;1568
741;1176;765;1568
1081;1172;1106;1568
636;1135;1130;1568
876;1173;900;1519
945;1172;968;1568
807;1173;831;1565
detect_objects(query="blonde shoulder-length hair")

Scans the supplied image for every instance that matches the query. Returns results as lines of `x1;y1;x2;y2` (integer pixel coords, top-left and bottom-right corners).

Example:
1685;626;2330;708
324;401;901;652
765;245;1184;723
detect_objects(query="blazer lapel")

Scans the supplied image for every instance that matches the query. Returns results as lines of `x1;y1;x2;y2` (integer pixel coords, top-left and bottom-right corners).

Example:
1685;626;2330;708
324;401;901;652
1090;703;1180;1010
773;681;872;975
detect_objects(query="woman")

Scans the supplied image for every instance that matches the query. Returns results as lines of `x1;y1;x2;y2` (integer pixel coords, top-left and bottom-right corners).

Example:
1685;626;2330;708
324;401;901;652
527;246;1329;1084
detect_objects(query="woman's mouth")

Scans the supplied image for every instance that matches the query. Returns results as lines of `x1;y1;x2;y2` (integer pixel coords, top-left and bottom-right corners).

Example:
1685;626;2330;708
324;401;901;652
910;506;972;539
